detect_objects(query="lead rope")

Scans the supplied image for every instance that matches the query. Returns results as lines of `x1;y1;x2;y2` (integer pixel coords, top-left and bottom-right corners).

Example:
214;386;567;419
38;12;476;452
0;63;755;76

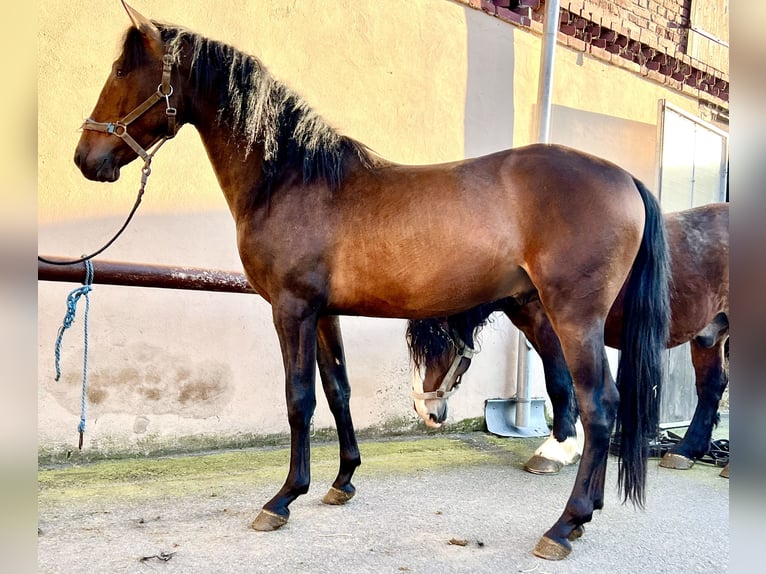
53;259;94;449
43;52;177;447
37;146;163;267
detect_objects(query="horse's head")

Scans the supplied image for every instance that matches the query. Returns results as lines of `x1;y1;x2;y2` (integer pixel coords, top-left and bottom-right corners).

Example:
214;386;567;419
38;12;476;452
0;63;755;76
74;1;181;182
406;319;474;428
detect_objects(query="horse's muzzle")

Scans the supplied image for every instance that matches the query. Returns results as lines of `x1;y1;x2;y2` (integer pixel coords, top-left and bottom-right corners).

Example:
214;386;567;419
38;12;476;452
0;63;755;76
74;147;121;182
413;400;447;428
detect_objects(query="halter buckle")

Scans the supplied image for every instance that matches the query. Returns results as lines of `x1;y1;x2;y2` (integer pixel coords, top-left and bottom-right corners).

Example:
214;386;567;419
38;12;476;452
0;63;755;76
109;123;127;137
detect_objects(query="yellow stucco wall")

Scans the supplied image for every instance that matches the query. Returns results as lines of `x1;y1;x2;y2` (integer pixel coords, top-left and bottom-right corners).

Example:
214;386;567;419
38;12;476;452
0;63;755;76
39;1;703;223
38;0;708;456
39;0;473;224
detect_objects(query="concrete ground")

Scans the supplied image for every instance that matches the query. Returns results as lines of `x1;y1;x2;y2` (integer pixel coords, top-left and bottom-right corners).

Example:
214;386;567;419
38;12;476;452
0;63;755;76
38;426;728;574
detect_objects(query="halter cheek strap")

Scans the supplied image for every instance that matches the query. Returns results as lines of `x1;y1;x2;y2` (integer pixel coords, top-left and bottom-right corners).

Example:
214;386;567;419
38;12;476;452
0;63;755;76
81;53;177;160
411;338;474;401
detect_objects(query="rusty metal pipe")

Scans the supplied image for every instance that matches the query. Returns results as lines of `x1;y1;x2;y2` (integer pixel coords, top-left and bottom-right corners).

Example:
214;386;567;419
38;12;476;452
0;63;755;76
38;255;255;295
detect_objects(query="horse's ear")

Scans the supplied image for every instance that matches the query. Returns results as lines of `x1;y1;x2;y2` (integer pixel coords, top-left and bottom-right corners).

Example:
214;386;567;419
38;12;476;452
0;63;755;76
121;1;162;52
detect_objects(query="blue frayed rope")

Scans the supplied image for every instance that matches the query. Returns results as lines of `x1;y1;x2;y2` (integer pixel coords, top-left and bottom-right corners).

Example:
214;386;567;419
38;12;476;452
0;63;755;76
53;259;94;449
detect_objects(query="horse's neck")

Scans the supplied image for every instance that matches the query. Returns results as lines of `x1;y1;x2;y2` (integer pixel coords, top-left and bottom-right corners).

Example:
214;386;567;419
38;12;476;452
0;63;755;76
192;118;264;220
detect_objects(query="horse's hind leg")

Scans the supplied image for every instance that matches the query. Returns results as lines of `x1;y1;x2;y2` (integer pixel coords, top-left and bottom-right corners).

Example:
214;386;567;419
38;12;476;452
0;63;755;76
316;315;361;504
534;324;618;560
505;300;580;474
660;330;729;469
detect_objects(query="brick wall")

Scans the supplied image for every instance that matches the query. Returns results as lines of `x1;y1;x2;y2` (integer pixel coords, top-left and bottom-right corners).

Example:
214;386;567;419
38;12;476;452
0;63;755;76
459;0;728;108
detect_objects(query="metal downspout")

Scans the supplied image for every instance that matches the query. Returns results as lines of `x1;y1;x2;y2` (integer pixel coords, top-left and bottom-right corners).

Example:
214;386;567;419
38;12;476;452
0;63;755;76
513;0;560;431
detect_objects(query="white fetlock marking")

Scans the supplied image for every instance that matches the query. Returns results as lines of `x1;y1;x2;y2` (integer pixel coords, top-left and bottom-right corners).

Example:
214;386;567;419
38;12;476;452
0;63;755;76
535;434;580;465
535;419;584;464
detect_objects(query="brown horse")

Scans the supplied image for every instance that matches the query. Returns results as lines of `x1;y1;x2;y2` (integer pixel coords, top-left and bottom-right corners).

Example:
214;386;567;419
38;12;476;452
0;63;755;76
408;202;729;474
73;2;670;560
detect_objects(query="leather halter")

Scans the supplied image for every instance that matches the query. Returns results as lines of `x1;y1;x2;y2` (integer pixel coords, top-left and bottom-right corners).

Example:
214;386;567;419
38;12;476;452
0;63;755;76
39;52;178;267
80;53;177;160
411;333;474;401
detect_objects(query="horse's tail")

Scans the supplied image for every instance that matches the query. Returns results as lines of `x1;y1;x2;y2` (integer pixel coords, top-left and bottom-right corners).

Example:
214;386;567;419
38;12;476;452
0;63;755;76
615;177;671;507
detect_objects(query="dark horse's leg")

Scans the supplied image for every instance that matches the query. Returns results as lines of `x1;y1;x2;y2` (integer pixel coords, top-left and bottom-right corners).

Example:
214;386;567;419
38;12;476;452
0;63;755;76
504;299;580;474
534;323;618;559
535;179;669;560
316;315;362;504
661;318;729;469
253;297;319;531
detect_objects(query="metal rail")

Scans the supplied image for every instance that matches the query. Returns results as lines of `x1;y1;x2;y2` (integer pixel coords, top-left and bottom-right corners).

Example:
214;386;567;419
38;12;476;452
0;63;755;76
38;255;255;295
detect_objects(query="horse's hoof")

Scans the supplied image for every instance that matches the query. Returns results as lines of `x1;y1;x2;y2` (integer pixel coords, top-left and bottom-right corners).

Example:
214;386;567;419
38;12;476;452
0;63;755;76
251;509;289;531
568;525;585;541
524;455;564;475
719;464;729;479
659;452;695;470
322;485;355;505
533;535;571;560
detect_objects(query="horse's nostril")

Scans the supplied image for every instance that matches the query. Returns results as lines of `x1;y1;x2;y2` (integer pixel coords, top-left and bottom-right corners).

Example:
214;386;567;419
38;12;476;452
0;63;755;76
429;413;439;423
74;150;83;169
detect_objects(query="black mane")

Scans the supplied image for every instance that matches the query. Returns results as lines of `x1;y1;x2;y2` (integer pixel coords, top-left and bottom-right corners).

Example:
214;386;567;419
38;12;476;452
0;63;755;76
121;24;376;199
406;303;499;370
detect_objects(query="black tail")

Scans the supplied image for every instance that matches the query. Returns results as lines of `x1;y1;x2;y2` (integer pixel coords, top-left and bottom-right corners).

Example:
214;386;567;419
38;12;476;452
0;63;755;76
615;178;671;507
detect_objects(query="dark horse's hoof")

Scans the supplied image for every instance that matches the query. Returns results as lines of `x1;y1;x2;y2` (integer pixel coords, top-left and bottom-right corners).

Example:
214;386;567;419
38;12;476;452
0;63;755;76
719;464;729;479
251;509;289;531
568;525;585;541
659;452;695;470
524;454;564;475
533;535;571;560
322;485;356;505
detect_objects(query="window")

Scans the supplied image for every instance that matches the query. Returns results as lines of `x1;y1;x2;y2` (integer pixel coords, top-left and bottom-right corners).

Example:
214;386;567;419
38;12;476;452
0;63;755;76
656;100;728;212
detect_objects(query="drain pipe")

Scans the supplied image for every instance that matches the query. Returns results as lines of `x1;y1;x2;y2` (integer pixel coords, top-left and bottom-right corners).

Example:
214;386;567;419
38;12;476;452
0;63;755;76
512;0;560;433
536;0;561;144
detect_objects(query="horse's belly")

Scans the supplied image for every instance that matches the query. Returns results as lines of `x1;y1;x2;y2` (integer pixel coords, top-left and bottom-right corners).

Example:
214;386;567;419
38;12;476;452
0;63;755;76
327;258;533;319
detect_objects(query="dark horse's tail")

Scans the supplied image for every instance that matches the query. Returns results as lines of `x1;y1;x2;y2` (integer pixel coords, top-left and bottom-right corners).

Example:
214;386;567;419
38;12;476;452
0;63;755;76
615;177;670;507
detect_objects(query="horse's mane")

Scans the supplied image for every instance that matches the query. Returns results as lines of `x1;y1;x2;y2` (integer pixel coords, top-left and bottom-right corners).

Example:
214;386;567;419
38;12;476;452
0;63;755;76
406;303;498;370
121;24;377;198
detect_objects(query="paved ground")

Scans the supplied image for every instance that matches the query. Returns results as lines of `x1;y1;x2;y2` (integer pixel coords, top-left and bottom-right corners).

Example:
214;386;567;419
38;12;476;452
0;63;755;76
38;428;729;574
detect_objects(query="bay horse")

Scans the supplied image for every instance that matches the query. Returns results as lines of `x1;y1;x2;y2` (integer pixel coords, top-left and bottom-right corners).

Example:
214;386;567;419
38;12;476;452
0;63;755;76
72;2;670;560
408;202;729;475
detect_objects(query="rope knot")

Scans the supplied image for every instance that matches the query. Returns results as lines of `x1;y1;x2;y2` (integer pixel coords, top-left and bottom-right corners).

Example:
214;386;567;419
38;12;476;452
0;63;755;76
56;285;92;340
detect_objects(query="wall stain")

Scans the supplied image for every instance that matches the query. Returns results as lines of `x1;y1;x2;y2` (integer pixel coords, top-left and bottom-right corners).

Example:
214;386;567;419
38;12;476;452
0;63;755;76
50;342;233;419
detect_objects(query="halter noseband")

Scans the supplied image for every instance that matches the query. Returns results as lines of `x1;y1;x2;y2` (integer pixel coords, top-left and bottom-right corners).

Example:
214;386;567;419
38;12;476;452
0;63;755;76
80;53;177;161
411;333;474;401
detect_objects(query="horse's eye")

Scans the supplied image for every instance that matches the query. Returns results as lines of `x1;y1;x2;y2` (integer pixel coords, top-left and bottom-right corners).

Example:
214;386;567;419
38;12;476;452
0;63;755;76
115;68;125;78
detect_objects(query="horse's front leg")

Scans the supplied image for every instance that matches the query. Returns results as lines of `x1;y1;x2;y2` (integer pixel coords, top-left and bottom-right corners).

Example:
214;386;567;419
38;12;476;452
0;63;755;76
252;298;319;531
316;315;361;505
534;327;618;560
